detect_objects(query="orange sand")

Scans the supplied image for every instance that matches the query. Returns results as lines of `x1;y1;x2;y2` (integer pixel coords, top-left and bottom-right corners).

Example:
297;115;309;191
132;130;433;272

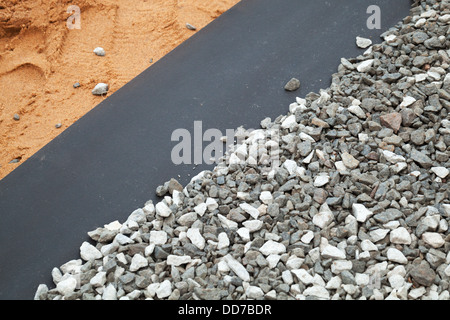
0;0;240;180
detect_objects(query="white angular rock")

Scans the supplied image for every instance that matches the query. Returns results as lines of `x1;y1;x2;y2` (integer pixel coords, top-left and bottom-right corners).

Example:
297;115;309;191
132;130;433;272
93;47;105;56
259;240;286;256
357;59;374;72
303;285;330;300
348;105;366;119
239;203;260;219
237;227;251;242
392;162;408;174
205;198;218;212
301;231;314;244
422;232;445;248
80;242;102;261
326;276;342;290
356;36;372;48
129;254;148;272
341;152;360;169
246;286;264;299
104;220;122;231
355;273;370;286
281;115;297;129
242;220;263;232
291;269;314;285
321;245;346;260
167;255;192;266
431;167;449;179
314;175;330;187
90;272;107;287
283;159;298;175
390;227;412;245
399;96;416;108
370;228;390;242
156;280;172;299
282;270;294;285
149;230;168;245
102;283;117;300
92;83;109;95
56;276;77;296
194;203;207;216
266;254;281;269
217;232;230;250
259;191;273;205
388;274;405;290
218;214;238;230
223;254;250;282
313;203;334;229
285;257;304;270
382;150;406;163
177;212;198;226
187;228;206;250
334;161;349;174
331;260;353;274
408;287;427;300
387;248;408;264
352;203;373;223
155;202;172;217
361;239;378;252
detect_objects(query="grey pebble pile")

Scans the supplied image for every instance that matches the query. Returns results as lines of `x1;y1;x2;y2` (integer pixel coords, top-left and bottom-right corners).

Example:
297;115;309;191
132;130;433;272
35;0;449;300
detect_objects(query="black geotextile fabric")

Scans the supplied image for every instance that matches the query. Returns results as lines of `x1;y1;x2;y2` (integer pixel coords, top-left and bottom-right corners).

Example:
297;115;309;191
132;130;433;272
0;0;412;299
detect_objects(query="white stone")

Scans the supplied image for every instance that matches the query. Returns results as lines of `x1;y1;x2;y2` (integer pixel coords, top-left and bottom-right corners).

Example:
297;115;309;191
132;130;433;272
444;265;450;277
266;254;281;269
282;270;294;285
303;285;330;300
177;212;198;226
167;255;192;266
382;150;406;163
80;242;102;261
129;254;148;272
355;273;370;286
299;132;315;142
388;274;405;289
322;245;346;260
431;167;449;179
217;232;230;250
301;231;314;244
361;239;378;252
104;220;122;231
285;257;304;270
334;161;349;174
239;203;260;219
370;228;390;242
156;280;172;299
246;286;264;299
357;59;374;72
90;272;106;287
155;202;172;217
331;260;353;274
259;240;286;256
313;204;334;229
387;248;408;264
352;203;373;223
399;96;416;108
348;105;366;119
390;227;412;245
217;260;230;273
291;269;314;285
115;233;134;245
384;34;397;42
187;228;206;250
242;220;263;232
408;287;427;300
102;283;117;300
281;115;297;129
259;191;273;205
194;203;207;216
392;162;408;174
237;228;251;242
326;276;342;290
283;160;298;175
422;232;445;248
443;204;450;217
92;83;109;95
144;244;155;257
314;175;329;187
415;18;426;28
303;150;315;164
93;47;105;56
356;36;372;48
218;214;238;230
415;73;427;82
205;198;218;212
149;230;167;245
56;276;77;296
172;190;183;207
60;259;82;274
223;254;250;282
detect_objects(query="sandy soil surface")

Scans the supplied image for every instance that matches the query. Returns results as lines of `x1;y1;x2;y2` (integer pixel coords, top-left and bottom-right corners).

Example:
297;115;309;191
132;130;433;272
0;0;240;180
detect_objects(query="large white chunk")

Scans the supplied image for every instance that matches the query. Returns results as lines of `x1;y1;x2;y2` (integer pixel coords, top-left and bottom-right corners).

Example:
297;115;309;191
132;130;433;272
352;203;373;223
223;254;250;282
390;227;412;245
239;203;260;219
259;240;286;256
387;248;408;264
187;228;206;250
129;254;148;272
80;242;102;261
